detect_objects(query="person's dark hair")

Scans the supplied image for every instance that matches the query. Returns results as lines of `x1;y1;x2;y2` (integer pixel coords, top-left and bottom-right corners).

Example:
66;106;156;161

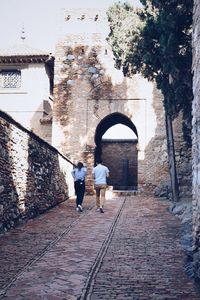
96;159;102;164
77;162;83;170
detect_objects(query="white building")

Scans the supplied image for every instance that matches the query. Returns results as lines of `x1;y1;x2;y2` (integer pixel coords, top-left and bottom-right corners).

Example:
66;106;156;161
0;41;54;143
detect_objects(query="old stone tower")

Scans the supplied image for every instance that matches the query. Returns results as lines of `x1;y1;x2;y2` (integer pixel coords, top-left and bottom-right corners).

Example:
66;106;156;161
52;8;169;193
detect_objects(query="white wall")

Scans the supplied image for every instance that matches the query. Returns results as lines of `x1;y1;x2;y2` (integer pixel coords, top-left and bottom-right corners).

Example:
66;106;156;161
0;63;50;130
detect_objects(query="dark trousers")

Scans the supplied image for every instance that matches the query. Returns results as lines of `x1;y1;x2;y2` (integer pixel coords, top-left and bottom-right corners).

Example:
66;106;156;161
74;180;85;207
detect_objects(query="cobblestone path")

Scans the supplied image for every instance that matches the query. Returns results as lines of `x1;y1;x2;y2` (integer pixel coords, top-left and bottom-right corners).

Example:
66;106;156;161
81;196;200;300
0;194;199;300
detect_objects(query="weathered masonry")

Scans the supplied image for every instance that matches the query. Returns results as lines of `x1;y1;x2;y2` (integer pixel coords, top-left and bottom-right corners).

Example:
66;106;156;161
0;111;73;233
192;0;200;282
53;9;170;194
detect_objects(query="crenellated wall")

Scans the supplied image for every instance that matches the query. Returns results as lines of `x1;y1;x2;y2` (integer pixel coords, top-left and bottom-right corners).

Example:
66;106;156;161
0;110;74;233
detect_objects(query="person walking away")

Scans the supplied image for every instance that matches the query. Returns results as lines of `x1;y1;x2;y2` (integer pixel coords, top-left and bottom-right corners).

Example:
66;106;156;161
71;162;87;212
92;159;109;213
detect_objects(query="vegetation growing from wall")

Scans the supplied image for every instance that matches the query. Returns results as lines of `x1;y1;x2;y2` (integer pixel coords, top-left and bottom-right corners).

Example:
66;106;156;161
107;0;193;201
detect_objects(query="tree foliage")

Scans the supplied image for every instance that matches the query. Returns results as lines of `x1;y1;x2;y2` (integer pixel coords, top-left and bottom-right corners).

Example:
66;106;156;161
107;3;142;72
107;0;193;129
107;1;193;200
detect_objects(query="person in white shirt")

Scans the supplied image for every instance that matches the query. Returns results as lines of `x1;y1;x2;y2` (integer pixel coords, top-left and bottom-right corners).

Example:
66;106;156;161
92;159;109;213
71;162;87;212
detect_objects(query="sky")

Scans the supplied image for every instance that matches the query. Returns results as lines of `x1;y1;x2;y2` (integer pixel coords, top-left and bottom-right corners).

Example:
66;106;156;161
0;0;142;52
103;124;137;139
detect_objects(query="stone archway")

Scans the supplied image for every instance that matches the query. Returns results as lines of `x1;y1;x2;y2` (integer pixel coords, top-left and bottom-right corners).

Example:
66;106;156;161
53;9;170;195
94;113;138;190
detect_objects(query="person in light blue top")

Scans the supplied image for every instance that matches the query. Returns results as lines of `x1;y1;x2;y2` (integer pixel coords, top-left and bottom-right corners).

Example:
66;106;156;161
71;162;87;212
92;159;109;213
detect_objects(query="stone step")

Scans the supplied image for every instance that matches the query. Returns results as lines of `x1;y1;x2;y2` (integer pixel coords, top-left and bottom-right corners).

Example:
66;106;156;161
106;186;138;198
112;190;138;197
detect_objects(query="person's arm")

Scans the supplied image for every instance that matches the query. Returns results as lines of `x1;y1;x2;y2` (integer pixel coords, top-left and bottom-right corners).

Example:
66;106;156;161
106;167;109;177
84;167;87;176
71;168;75;179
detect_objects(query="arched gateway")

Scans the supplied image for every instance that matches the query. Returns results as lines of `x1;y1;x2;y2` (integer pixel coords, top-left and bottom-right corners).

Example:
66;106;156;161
95;113;138;190
52;8;169;194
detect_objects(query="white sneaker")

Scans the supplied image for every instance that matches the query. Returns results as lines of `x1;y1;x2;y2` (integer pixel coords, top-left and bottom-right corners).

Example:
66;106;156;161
76;207;79;211
78;205;83;212
96;208;100;212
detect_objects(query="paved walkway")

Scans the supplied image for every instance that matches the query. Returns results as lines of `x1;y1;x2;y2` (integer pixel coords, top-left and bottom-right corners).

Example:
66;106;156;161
0;194;199;300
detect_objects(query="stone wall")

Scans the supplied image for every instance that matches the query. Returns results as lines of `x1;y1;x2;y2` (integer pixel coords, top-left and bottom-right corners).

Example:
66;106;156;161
140;86;170;195
192;0;200;281
0;110;74;234
173;111;192;201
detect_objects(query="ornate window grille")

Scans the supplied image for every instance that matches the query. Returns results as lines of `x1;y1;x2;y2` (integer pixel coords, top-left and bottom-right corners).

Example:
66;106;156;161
0;70;21;88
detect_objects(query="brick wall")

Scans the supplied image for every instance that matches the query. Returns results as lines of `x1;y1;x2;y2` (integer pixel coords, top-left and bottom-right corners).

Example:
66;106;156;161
0;111;74;233
101;140;138;189
192;0;200;281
